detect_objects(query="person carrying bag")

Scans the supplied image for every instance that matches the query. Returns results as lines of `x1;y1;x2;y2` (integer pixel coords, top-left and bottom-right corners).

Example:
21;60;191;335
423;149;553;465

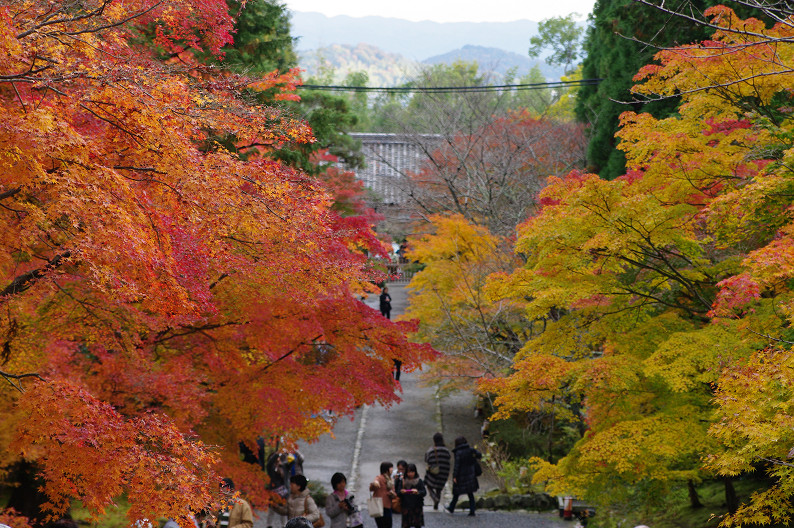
369;461;395;528
424;433;452;510
273;475;322;527
367;495;383;518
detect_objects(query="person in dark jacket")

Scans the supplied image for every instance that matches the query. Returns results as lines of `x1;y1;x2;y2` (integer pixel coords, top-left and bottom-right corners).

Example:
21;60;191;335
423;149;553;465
396;463;426;528
445;436;482;517
379;287;392;319
423;432;452;510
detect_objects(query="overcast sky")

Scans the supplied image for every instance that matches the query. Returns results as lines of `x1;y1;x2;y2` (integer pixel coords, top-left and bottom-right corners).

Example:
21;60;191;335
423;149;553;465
282;0;597;23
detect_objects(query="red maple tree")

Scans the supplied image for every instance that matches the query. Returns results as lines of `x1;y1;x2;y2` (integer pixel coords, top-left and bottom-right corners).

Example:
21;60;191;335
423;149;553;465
0;1;435;524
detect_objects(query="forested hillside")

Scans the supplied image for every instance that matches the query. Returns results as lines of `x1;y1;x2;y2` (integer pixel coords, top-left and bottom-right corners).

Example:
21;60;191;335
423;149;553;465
299;44;421;85
423;45;562;79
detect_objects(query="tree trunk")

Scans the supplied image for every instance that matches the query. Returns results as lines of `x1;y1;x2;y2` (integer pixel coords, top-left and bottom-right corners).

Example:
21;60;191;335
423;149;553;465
688;479;703;508
6;460;49;526
724;476;738;514
546;407;556;462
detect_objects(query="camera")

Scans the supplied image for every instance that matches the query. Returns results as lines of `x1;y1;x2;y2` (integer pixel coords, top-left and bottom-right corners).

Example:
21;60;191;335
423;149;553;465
341;495;356;511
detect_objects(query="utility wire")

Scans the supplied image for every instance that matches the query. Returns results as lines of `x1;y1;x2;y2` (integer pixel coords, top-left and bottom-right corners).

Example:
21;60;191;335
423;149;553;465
298;78;603;93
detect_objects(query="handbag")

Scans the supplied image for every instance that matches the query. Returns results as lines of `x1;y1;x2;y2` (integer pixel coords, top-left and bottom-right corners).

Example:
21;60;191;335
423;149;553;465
391;495;401;514
367;496;384;518
272;484;289;498
474;459;483;477
305;496;325;528
427;447;440;475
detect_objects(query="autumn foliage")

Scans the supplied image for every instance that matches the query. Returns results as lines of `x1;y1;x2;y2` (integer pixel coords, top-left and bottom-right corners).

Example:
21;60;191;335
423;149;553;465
474;7;794;524
403;6;794;526
401;113;586;392
0;0;434;524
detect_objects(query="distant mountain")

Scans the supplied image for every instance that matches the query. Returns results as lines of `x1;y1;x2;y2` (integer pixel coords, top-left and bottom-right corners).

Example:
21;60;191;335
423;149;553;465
423;45;563;80
290;11;539;60
298;43;567;86
299;44;420;86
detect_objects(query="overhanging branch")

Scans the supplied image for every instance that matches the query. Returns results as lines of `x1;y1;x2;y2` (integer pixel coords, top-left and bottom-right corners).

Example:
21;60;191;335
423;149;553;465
1;251;72;298
0;369;44;393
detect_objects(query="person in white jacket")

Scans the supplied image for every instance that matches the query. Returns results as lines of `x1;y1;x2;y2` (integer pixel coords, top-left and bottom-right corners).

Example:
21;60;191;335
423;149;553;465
272;475;321;526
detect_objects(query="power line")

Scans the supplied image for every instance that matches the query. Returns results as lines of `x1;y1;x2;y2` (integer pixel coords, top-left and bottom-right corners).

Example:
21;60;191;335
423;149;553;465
297;78;603;93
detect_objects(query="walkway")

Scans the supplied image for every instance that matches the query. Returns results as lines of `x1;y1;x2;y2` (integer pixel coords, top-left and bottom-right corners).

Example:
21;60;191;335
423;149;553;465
255;284;567;528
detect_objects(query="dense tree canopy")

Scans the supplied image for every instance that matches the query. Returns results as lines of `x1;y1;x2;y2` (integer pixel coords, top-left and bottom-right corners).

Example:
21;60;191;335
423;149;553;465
479;7;794;523
0;0;434;524
400;113;587;402
575;0;768;180
403;215;525;391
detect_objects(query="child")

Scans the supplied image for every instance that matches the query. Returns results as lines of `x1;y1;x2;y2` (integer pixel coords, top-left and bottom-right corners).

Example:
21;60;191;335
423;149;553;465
395;464;426;528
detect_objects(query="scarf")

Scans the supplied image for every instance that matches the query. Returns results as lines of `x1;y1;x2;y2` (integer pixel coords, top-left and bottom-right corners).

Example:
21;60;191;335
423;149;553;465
402;476;420;489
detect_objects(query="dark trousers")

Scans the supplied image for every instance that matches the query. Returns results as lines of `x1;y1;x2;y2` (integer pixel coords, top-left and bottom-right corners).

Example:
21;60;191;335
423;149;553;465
374;507;392;528
449;492;475;514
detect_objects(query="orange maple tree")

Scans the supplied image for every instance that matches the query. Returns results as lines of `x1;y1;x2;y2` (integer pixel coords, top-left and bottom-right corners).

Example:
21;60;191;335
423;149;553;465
0;0;435;524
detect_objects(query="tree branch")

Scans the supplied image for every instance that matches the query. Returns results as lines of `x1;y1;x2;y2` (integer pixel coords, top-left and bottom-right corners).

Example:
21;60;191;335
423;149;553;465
1;251;72;298
0;369;44;393
0;187;21;201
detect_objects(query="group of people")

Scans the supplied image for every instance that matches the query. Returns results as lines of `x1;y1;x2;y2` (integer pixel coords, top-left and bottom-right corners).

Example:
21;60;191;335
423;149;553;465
198;476;318;528
365;433;483;528
196;470;321;528
198;432;483;528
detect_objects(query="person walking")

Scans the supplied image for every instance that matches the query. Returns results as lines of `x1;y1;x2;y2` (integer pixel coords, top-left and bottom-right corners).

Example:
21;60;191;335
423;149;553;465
326;472;363;528
423;433;451;510
445;436;482;517
272;475;321;526
379;287;392;319
395;464;426;528
369;461;396;528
